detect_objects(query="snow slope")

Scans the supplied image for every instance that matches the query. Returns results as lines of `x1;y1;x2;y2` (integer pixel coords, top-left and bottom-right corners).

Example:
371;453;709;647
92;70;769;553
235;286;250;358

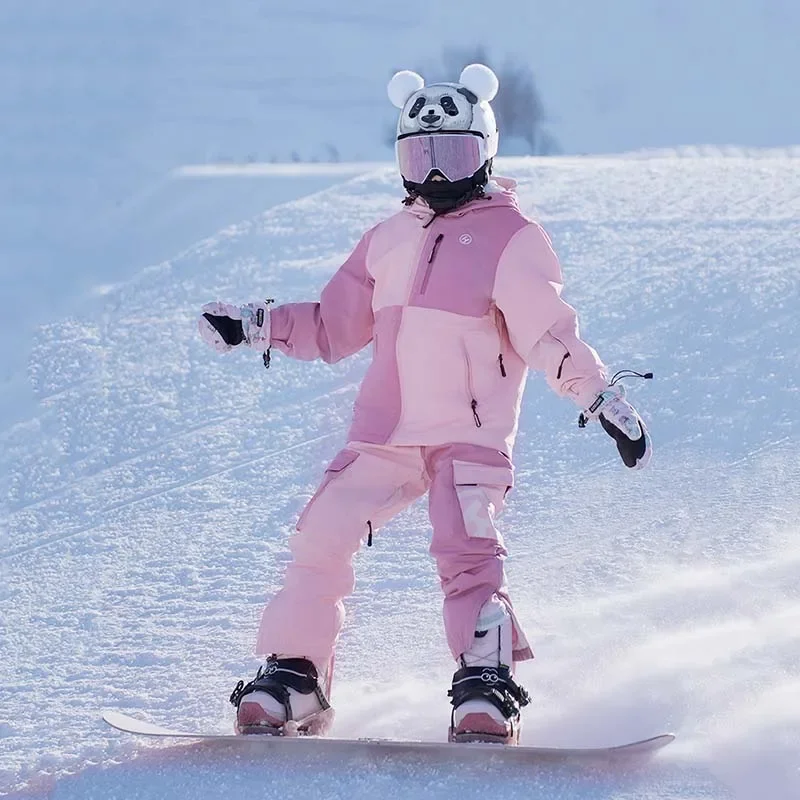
2;152;800;798
5;0;799;295
5;0;798;436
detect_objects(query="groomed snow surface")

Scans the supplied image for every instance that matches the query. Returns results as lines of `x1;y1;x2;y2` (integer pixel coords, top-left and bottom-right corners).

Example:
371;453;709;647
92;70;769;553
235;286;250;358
2;154;799;798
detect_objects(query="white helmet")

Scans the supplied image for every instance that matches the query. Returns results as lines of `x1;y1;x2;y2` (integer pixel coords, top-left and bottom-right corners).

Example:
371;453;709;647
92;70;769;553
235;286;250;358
388;64;500;161
387;64;500;212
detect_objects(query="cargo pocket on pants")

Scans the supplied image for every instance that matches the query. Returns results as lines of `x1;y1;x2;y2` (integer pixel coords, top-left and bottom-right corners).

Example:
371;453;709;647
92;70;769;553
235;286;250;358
296;448;360;531
452;461;514;544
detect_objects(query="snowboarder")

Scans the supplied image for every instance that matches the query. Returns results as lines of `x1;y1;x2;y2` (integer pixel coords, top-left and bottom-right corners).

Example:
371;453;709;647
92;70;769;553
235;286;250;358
198;64;652;744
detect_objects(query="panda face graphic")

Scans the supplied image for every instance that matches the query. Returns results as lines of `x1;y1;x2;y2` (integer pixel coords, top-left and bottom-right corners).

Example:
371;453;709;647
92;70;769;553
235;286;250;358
398;83;475;135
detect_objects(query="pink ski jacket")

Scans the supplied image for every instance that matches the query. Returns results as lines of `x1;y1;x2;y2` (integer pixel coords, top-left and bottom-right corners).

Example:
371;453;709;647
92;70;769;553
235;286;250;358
270;177;608;454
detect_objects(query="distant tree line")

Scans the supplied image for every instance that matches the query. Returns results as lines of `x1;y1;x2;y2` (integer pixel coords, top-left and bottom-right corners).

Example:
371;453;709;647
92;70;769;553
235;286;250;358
208;47;557;164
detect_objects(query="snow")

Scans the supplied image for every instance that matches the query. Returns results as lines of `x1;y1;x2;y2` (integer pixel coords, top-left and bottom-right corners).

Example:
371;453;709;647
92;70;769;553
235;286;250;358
5;0;800;333
3;2;799;795
2;153;799;798
5;0;799;432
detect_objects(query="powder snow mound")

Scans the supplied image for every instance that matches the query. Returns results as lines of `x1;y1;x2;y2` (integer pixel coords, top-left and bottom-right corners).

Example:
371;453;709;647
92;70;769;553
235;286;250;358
2;155;799;799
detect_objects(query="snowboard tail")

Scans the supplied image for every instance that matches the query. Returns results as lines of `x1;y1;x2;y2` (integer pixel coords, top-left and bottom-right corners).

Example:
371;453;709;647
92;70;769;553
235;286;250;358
102;711;674;765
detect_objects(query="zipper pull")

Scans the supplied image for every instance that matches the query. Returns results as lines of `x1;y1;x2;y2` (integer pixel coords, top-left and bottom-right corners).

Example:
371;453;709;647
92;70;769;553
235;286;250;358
428;233;444;263
498;354;506;377
367;520;373;547
556;353;570;380
471;399;482;428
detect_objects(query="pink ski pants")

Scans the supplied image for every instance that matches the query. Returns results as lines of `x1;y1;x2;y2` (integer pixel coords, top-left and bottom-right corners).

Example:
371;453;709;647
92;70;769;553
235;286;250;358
256;441;533;669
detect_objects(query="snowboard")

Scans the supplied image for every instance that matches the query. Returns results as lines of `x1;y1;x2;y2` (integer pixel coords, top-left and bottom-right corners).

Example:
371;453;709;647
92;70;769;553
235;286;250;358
103;711;674;766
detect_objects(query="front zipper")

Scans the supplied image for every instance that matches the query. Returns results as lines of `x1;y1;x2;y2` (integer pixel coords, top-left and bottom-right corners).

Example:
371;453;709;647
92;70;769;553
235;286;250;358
490;303;508;379
462;343;482;428
419;233;443;295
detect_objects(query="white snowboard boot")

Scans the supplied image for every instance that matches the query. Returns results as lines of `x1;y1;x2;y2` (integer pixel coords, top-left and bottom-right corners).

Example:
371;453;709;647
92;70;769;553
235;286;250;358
449;602;530;745
230;656;334;736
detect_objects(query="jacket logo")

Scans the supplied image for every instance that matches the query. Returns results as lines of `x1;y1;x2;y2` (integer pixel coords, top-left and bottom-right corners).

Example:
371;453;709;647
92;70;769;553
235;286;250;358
459;233;473;245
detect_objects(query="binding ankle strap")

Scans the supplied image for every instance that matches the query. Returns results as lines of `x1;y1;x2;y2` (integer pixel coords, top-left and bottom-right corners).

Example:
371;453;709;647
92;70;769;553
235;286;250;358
448;665;530;720
229;656;331;721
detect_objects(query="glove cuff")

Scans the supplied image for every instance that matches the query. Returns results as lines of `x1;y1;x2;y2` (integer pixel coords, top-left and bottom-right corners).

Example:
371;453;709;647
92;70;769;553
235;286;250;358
579;385;624;427
241;300;273;352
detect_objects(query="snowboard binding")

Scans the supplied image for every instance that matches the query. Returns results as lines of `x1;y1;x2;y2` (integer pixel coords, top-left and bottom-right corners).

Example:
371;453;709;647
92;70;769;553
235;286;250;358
230;656;333;736
448;665;530;744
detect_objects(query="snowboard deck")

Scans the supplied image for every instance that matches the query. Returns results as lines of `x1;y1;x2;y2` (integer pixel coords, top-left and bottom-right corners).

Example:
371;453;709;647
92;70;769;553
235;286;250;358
103;711;675;766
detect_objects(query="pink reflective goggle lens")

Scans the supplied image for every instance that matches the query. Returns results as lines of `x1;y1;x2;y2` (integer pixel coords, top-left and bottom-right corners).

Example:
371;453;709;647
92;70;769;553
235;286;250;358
397;133;484;184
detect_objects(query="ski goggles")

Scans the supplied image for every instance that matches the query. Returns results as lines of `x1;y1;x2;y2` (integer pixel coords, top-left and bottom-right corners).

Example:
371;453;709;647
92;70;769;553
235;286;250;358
396;131;486;184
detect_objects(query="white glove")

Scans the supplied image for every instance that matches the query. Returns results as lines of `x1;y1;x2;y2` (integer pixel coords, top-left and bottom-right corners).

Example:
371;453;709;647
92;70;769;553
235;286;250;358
580;386;652;469
198;300;272;354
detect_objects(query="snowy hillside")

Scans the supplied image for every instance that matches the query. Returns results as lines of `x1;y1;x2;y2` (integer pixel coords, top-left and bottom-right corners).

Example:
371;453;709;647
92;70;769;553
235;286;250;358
5;0;799;305
5;0;799;440
2;152;799;798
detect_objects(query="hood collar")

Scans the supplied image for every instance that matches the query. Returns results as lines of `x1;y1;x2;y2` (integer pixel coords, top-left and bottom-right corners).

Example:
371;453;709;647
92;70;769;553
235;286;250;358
404;174;520;221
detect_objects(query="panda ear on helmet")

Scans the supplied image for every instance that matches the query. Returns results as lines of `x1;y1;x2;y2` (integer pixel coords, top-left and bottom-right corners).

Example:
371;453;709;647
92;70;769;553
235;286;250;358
459;64;499;103
388;70;425;109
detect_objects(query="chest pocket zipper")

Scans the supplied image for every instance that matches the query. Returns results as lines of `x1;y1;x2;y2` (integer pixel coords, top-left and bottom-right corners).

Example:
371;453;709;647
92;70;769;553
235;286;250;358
419;233;444;295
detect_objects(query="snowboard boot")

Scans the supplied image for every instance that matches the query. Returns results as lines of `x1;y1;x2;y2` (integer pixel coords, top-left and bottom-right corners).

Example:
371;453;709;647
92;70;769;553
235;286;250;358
448;609;530;745
230;655;334;736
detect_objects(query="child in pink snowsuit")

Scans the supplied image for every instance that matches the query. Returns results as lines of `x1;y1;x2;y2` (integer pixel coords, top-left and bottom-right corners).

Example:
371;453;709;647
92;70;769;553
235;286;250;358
199;65;651;744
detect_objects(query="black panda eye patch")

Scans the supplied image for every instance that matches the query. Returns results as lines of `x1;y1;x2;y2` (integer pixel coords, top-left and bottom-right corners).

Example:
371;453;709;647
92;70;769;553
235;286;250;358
457;86;478;105
408;96;427;119
440;95;459;116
